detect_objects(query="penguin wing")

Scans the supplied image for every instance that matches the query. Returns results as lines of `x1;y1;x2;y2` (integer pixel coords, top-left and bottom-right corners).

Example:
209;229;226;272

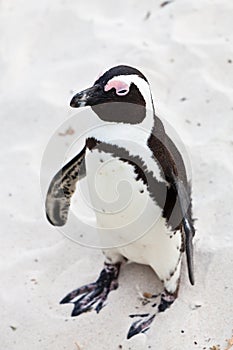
163;132;195;285
174;177;195;285
148;129;195;285
45;146;86;226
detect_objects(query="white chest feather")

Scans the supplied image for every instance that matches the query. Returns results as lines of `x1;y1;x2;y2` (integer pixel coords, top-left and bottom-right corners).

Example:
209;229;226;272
85;147;161;234
85;146;182;283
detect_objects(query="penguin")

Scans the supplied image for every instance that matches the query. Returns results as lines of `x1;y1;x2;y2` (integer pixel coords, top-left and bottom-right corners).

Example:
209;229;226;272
45;65;195;339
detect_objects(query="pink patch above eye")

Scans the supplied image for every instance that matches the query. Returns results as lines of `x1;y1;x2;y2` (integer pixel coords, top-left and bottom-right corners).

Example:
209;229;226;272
104;80;130;96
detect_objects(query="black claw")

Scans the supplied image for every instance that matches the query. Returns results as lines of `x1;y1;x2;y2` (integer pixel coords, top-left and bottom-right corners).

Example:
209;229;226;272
127;320;141;339
60;296;70;304
127;314;155;339
127;327;139;339
71;307;83;317
60;284;96;304
95;300;105;313
141;327;150;334
60;292;84;305
129;313;150;318
71;304;92;317
60;292;75;304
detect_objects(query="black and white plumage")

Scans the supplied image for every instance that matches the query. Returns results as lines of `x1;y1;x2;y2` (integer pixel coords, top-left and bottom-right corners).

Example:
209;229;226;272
46;65;195;338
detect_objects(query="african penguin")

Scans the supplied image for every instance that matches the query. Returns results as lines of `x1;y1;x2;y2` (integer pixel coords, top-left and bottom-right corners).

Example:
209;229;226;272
45;65;195;339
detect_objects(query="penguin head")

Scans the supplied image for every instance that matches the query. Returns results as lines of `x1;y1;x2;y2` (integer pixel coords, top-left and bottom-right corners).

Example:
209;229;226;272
70;65;153;124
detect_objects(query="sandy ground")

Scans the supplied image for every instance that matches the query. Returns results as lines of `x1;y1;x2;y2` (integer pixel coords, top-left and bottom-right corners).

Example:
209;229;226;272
1;0;233;349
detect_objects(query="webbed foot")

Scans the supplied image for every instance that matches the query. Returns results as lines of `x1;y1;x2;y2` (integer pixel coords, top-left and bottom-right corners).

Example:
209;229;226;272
127;289;176;338
60;262;121;316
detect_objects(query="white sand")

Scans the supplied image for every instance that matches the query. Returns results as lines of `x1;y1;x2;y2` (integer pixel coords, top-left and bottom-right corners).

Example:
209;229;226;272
1;0;233;349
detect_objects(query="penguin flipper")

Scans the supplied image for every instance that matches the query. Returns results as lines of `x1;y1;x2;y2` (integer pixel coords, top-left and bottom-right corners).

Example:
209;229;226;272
45;146;86;226
175;177;195;286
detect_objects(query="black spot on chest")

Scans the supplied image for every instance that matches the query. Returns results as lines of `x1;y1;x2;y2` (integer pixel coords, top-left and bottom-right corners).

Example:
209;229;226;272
85;134;188;231
86;137;167;210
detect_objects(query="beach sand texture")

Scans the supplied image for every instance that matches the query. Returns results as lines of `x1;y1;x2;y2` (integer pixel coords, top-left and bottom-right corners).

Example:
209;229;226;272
1;0;233;349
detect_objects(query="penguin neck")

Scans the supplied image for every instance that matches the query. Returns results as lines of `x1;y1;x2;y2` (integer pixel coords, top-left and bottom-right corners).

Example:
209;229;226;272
88;104;155;150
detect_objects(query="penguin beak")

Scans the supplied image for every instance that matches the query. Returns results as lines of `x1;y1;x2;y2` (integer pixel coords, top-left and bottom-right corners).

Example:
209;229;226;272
70;85;102;108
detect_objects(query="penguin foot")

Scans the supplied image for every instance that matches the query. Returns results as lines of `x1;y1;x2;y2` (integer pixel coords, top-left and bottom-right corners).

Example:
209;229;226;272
127;314;156;339
126;290;176;339
60;262;121;316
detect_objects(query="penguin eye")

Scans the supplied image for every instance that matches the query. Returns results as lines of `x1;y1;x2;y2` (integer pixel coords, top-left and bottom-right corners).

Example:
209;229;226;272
116;89;129;96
